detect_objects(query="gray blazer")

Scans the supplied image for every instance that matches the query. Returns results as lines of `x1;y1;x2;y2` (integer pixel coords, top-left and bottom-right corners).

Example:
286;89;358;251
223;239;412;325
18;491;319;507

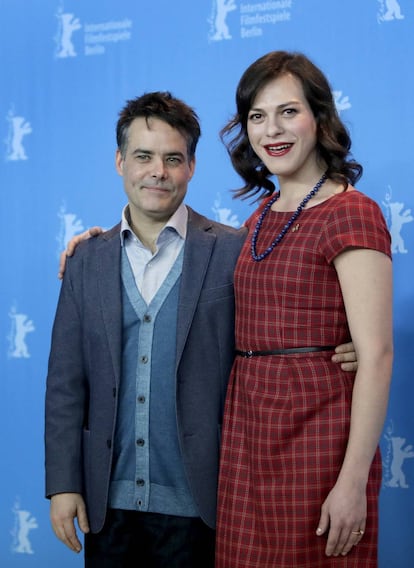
45;207;247;532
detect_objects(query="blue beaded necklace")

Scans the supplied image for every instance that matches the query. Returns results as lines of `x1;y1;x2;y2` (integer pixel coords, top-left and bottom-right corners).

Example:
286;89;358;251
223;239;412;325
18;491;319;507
251;172;328;262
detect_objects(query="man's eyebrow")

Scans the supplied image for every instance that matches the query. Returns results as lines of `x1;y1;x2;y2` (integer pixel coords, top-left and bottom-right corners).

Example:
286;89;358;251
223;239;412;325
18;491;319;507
164;151;186;158
131;148;152;156
130;148;185;158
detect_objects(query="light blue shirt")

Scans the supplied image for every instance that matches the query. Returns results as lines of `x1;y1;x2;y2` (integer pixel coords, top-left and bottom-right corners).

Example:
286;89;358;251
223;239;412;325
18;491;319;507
120;203;187;304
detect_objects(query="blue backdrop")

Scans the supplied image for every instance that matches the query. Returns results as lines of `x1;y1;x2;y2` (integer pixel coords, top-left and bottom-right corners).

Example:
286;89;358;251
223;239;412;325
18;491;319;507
1;1;413;566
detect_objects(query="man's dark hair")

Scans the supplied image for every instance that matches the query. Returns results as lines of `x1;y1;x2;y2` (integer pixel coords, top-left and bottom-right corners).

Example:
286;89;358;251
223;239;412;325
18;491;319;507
116;91;201;161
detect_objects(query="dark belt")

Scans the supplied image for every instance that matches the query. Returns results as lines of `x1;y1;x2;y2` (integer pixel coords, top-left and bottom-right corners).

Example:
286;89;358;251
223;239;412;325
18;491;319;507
235;346;335;358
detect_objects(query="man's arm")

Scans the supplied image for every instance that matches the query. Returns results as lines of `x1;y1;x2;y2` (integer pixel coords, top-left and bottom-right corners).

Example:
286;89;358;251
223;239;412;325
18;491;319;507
50;493;89;553
58;226;103;279
46;255;90;546
332;342;357;372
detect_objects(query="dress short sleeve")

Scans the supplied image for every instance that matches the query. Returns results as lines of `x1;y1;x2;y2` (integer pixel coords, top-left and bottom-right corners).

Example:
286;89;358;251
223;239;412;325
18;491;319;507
319;189;392;263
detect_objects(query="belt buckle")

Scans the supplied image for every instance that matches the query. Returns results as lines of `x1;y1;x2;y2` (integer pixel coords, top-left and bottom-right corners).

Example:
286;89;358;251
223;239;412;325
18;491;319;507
246;350;253;358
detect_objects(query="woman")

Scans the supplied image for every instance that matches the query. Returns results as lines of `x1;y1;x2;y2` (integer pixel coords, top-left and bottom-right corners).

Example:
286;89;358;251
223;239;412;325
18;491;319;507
216;51;393;567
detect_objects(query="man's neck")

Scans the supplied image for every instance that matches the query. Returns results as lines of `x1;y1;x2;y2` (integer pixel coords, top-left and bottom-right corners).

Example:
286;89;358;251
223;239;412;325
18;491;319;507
125;208;163;252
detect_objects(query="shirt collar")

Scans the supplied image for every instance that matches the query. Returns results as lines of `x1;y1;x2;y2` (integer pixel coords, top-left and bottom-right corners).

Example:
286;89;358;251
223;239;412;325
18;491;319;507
120;203;188;246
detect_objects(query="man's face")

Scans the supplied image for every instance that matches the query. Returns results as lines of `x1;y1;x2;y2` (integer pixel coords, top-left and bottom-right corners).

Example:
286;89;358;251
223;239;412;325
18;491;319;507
116;117;195;225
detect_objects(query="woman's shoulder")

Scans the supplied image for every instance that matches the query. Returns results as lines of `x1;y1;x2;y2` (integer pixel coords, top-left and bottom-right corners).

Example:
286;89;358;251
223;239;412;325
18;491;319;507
319;186;391;260
333;186;380;205
326;186;385;217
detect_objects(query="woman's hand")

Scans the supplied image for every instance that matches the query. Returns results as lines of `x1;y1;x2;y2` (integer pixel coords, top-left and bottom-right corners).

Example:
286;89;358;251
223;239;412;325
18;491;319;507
316;479;366;557
58;226;103;279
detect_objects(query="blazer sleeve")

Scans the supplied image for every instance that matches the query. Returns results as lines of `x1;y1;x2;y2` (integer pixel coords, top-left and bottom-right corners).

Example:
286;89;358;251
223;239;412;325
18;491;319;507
44;252;88;497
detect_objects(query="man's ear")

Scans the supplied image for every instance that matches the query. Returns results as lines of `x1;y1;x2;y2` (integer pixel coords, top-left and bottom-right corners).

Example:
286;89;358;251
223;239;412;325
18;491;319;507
188;156;196;181
115;149;123;176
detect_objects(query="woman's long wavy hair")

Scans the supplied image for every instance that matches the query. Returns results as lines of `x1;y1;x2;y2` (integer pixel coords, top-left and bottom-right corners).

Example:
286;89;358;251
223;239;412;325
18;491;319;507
221;51;362;200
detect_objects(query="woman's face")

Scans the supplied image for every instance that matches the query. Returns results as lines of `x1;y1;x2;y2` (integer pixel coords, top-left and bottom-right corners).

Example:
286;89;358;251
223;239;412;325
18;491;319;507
246;73;319;181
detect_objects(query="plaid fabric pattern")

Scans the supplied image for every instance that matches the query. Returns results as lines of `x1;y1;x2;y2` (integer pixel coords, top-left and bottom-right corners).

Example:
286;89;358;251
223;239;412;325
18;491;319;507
216;190;391;567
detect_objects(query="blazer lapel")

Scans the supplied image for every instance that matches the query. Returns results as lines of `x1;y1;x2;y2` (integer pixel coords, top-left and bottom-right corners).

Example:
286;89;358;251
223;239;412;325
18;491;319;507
96;225;123;386
176;208;216;364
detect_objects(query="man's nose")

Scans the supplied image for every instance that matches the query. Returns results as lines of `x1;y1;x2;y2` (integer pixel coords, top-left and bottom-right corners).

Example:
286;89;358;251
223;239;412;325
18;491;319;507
150;158;167;179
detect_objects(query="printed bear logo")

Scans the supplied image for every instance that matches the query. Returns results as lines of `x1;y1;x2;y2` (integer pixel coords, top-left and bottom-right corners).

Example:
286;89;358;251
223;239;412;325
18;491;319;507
8;306;35;359
378;0;405;22
383;190;413;254
386;436;414;488
383;421;414;489
208;0;237;41
212;194;240;228
11;500;38;555
5;109;32;161
333;91;351;114
55;6;82;58
57;204;85;254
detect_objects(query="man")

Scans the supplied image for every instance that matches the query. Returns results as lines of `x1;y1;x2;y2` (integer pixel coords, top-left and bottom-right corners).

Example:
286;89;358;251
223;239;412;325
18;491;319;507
46;92;357;567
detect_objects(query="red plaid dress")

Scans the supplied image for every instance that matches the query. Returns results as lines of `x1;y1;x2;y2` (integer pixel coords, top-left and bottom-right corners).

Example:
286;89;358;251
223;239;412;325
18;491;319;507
216;189;391;567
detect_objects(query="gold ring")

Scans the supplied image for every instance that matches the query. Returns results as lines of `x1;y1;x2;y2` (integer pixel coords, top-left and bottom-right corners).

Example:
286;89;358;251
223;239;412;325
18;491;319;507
352;530;364;536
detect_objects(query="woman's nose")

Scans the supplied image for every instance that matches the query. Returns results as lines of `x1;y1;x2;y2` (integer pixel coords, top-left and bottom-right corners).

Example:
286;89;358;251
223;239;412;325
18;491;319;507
266;116;283;137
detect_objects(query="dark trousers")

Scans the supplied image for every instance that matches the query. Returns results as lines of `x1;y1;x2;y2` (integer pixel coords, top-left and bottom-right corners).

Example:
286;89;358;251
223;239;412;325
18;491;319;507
84;509;215;568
